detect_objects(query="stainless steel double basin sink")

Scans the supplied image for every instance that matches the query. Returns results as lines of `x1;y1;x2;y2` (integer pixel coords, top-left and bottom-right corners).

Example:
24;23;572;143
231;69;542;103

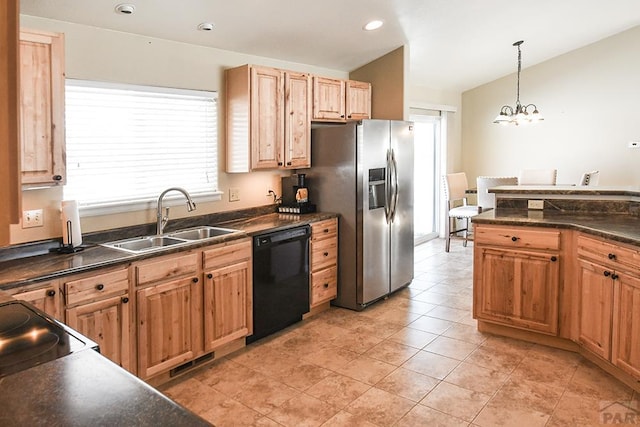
101;226;241;254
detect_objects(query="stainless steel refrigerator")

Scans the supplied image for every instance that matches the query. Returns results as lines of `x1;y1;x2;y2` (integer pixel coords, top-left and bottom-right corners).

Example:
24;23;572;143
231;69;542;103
307;119;414;310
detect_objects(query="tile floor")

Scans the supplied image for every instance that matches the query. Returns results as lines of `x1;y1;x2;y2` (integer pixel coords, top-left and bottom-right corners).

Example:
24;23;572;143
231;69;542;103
160;239;639;426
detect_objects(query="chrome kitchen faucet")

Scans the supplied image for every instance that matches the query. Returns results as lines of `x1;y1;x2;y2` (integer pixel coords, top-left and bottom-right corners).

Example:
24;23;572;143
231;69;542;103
156;187;197;235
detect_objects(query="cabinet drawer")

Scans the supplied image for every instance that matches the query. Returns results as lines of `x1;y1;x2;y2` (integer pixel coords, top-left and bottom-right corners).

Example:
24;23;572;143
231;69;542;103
311;266;337;306
311;218;337;241
577;234;640;272
311;238;337;272
64;268;129;306
475;225;560;250
203;238;252;270
135;252;198;286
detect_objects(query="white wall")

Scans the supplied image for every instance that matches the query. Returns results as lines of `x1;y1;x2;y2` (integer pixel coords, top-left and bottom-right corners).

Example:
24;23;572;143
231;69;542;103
15;15;348;243
462;25;640;186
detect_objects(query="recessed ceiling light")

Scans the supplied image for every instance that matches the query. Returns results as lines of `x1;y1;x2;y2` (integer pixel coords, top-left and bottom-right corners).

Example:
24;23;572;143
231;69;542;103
197;22;215;31
114;3;135;15
363;20;383;31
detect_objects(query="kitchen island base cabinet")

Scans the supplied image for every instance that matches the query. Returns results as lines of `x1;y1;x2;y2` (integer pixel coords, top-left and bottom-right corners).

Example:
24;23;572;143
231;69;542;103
577;259;613;360
612;274;640;379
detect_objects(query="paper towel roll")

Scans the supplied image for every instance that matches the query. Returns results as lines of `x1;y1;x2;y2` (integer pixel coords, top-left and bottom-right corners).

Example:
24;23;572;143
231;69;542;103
61;200;82;247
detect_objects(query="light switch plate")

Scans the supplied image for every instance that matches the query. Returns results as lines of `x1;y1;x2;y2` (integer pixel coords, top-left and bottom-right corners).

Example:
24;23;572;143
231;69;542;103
22;209;44;228
229;188;240;202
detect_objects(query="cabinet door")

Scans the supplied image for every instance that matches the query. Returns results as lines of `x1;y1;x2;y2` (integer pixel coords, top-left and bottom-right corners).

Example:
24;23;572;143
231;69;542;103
12;281;62;321
476;248;559;334
312;77;345;121
204;259;252;351
19;29;65;186
577;259;613;360
284;72;311;169
66;294;131;371
137;277;200;379
251;66;284;169
346;80;371;120
612;271;640;378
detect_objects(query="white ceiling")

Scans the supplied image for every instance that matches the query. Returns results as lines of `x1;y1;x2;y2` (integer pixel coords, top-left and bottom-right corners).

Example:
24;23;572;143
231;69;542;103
20;0;640;92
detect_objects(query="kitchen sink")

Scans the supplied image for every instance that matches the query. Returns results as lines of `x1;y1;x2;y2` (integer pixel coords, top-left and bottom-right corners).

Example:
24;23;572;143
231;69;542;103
101;226;242;254
167;226;239;240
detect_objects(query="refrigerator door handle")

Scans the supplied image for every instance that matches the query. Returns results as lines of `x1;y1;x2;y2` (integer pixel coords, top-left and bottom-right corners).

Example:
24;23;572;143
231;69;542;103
389;148;399;222
385;149;392;223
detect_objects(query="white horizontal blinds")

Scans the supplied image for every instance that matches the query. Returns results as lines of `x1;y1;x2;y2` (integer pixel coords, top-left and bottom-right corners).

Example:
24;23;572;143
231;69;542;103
64;80;218;208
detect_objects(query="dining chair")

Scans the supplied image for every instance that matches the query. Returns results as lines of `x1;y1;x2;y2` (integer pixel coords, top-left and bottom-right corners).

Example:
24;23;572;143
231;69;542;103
443;172;479;252
578;170;600;186
518;169;558;185
476;176;518;212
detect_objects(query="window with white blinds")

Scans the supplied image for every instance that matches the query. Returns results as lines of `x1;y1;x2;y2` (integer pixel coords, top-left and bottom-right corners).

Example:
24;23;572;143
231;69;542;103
64;79;220;215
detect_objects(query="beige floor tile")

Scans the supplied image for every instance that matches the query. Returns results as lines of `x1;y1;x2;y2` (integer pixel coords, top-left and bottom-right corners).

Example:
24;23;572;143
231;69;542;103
395;404;469;427
473;400;549;427
329;330;385;354
491;377;564;414
231;373;299;415
464;344;525;373
426;305;470;322
510;352;579;388
444;361;508;394
480;335;534;356
350;317;404;338
345;387;416;426
254;417;285;426
271;361;333;391
387;326;438;349
197;396;265;426
382;296;438;315
363;339;420;366
402;350;460;380
301;344;360;370
423;336;478;361
375;367;440;402
364;306;423;326
335;355;397;385
546;393;608;426
566;359;634;401
161;376;221;415
306;373;371;409
420;381;491;422
267;330;333;358
441;322;488;345
196;359;260;396
267;393;338;427
320;410;379;427
411;291;451;305
408;315;455;335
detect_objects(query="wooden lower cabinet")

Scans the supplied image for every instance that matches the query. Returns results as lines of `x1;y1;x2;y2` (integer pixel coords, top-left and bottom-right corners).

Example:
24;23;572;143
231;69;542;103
475;247;559;334
309;218;338;308
577;259;614;359
63;267;132;371
612;272;640;378
136;276;201;379
11;280;62;321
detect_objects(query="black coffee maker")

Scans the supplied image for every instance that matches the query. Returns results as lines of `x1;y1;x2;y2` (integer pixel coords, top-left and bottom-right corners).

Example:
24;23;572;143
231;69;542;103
278;173;316;214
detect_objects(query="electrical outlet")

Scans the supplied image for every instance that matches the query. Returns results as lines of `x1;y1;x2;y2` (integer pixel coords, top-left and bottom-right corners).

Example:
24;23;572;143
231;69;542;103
229;188;240;202
22;209;44;228
628;141;640;149
527;200;544;210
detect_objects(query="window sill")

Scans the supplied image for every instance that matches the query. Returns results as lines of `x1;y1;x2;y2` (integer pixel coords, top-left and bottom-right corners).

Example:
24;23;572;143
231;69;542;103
78;192;223;217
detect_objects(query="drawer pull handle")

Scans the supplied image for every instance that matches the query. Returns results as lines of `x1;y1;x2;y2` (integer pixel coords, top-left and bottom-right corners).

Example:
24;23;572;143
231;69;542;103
323;228;329;233
511;236;519;242
612;273;619;280
47;290;56;297
323;283;329;288
207;273;213;279
96;284;104;291
608;253;616;260
122;297;129;304
53;175;63;181
192;278;199;283
550;256;557;262
604;271;611;277
323;252;329;257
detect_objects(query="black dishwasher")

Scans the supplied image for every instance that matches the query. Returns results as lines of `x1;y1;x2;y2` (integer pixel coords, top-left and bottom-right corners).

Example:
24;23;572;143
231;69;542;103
247;225;310;344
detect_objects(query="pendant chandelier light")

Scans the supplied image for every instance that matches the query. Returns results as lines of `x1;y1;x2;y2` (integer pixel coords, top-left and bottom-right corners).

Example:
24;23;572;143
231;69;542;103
493;40;543;125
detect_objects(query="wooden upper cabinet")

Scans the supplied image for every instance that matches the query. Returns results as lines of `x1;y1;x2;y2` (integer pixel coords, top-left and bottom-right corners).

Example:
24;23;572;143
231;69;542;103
312;77;345;121
346;80;371;120
19;29;65;187
226;64;311;172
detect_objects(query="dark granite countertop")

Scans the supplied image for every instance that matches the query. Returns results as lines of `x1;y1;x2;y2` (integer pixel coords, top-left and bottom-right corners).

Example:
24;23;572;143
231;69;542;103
472;209;640;246
490;185;640;197
0;349;211;426
0;211;337;291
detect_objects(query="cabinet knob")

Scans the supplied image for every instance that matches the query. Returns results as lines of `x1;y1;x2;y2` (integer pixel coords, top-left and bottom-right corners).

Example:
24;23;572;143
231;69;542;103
611;273;619;280
340;115;345;118
96;284;104;291
47;290;56;297
608;253;616;260
323;283;329;288
192;277;199;283
207;273;213;279
550;256;557;262
122;297;129;304
53;175;63;181
277;162;283;166
604;270;611;277
511;236;519;242
348;115;352;119
323;252;329;257
286;162;292;166
323;228;329;233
